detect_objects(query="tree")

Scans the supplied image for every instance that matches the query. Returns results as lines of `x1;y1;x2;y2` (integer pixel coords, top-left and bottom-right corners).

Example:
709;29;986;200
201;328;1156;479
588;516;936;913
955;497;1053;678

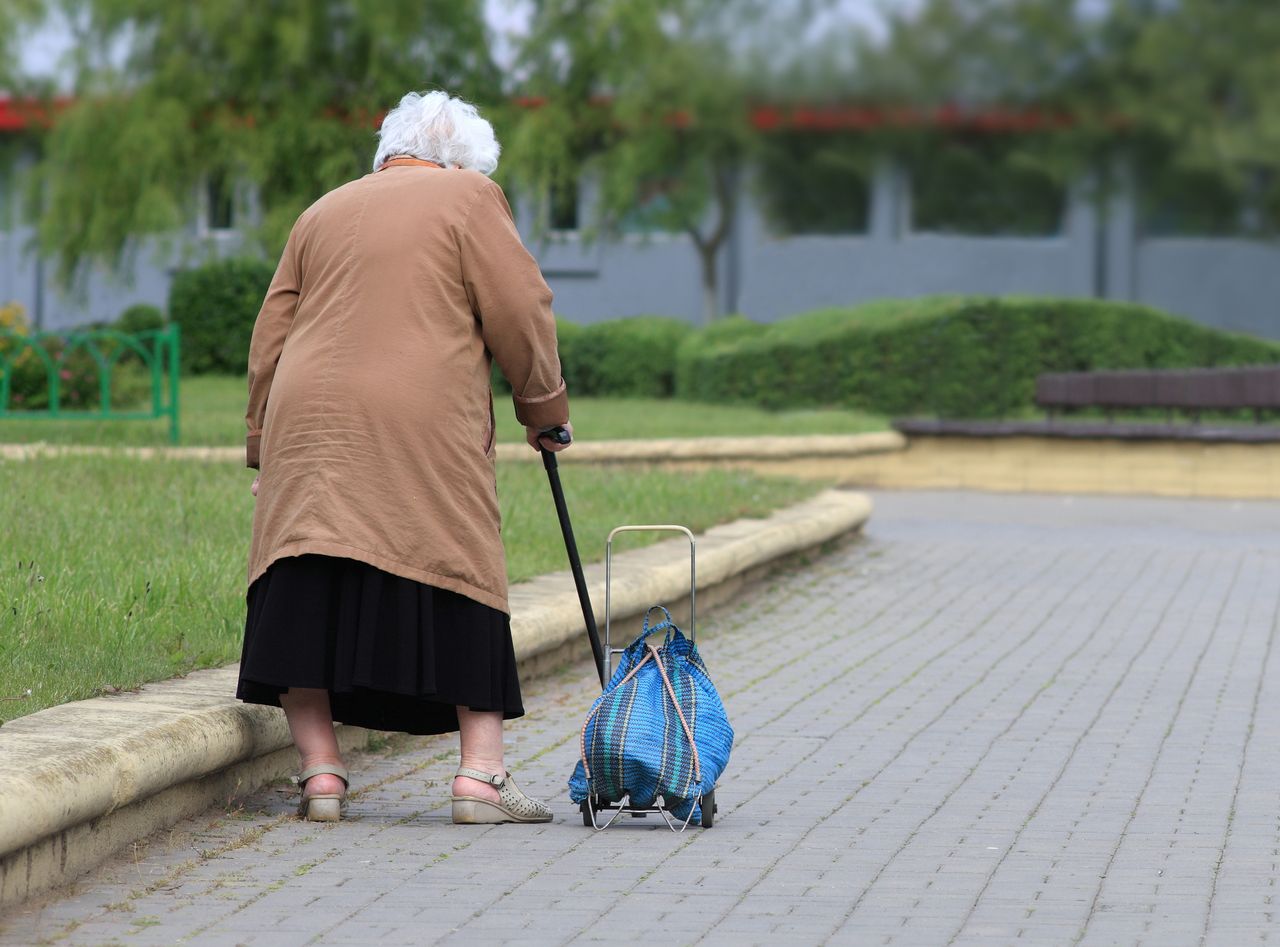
29;0;499;283
505;0;812;323
849;0;1114;150
849;0;1280;234
0;0;47;94
0;1;49;243
1113;0;1280;231
851;0;1103;105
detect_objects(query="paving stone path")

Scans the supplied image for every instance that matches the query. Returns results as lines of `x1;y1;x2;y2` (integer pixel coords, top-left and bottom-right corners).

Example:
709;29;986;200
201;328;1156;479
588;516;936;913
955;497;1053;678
6;491;1280;946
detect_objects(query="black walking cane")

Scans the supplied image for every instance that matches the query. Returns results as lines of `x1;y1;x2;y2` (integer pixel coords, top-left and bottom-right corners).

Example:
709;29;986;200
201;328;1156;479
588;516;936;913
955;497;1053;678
539;426;606;688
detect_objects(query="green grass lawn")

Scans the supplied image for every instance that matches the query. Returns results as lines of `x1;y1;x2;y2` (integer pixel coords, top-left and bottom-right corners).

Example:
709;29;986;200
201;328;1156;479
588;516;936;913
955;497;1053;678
0;454;821;723
0;375;886;447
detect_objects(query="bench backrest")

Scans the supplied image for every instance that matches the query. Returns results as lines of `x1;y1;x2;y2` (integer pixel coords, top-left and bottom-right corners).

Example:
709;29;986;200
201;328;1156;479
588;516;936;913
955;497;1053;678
1036;365;1280;411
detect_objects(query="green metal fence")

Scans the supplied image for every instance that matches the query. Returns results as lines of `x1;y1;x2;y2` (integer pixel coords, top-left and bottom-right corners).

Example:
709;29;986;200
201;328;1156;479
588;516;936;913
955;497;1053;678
0;324;181;443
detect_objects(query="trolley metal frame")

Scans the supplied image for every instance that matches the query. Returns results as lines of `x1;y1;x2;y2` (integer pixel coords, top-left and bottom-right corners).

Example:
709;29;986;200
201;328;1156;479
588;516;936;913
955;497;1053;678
578;524;717;831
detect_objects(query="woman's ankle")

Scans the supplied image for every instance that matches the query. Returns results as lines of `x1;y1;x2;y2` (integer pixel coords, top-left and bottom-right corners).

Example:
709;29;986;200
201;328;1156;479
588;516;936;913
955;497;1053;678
298;755;347;798
454;758;504;803
452;775;501;803
302;773;346;797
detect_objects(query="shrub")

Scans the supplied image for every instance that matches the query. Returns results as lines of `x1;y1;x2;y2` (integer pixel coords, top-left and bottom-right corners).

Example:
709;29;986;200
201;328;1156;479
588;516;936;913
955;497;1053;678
675;296;1280;418
168;257;275;374
0;303;36;406
0;300;27;335
1;303;150;411
674;314;767;397
492;316;691;399
116;303;165;333
30;343;151;411
568;317;692;397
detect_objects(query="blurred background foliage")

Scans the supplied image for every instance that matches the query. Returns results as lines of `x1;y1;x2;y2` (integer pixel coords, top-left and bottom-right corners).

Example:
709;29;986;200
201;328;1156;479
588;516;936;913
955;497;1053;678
2;0;1278;307
11;0;499;282
852;0;1280;239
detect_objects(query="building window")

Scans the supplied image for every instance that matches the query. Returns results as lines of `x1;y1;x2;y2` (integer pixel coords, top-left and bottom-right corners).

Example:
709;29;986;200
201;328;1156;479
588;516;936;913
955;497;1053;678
0;174;10;233
549;178;579;231
0;153;17;233
904;135;1065;237
1140;164;1278;237
206;172;234;232
757;132;870;235
616;179;680;235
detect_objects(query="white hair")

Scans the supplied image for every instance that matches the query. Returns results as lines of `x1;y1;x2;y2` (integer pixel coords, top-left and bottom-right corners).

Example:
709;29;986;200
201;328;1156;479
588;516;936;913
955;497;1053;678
373;91;500;174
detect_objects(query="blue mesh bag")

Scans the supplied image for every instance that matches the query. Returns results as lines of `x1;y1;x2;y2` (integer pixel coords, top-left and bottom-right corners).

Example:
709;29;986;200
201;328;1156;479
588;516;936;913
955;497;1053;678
569;606;733;824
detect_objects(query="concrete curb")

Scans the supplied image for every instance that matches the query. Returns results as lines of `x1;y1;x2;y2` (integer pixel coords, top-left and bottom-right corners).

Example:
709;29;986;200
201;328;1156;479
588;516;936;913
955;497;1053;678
495;432;906;464
0;432;904;465
0;443;244;462
0;488;872;908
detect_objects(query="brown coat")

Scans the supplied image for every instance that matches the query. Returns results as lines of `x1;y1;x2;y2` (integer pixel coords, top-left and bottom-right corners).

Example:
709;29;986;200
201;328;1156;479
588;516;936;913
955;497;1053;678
245;160;568;614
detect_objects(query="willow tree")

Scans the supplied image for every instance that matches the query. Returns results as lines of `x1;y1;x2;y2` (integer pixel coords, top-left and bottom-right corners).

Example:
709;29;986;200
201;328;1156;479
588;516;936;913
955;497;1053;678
0;0;47;92
30;0;499;283
0;2;49;250
505;0;815;323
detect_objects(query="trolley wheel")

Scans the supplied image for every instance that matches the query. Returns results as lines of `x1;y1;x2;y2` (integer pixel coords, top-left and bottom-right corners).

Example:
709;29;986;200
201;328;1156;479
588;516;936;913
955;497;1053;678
701;790;716;828
580;798;594;827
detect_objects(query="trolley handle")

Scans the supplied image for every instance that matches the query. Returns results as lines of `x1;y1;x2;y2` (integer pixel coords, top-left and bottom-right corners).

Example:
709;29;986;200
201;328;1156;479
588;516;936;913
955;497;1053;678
604;525;697;681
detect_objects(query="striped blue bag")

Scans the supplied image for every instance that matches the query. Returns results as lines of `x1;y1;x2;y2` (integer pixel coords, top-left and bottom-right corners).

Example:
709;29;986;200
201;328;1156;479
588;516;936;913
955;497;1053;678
568;606;733;824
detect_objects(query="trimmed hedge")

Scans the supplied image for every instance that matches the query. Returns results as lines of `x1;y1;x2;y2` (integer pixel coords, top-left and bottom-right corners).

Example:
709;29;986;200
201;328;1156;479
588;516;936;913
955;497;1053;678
675;297;1280;417
169;257;275;374
494;316;691;399
116;303;165;334
674;314;767;398
564;316;691;397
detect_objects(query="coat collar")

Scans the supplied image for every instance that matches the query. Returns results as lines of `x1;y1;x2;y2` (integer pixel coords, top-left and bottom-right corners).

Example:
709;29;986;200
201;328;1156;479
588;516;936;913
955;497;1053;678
377;156;445;171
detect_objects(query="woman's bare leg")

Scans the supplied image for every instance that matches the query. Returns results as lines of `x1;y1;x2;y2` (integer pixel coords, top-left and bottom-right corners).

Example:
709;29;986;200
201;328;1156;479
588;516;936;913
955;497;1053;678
453;706;504;803
280;688;346;796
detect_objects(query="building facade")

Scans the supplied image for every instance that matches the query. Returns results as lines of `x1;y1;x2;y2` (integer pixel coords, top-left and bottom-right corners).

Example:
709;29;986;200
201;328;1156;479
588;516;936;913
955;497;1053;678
2;115;1278;339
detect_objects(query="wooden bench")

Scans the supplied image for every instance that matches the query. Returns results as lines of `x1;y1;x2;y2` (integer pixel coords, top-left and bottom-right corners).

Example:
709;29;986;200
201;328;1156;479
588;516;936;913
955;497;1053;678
1036;365;1280;421
894;365;1280;443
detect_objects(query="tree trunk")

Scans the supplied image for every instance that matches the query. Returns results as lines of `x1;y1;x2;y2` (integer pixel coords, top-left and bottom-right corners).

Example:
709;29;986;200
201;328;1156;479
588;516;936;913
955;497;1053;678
686;159;738;324
698;240;719;324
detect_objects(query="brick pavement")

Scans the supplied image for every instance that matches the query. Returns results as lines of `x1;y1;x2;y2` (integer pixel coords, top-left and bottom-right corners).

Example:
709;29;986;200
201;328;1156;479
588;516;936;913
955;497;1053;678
5;490;1279;946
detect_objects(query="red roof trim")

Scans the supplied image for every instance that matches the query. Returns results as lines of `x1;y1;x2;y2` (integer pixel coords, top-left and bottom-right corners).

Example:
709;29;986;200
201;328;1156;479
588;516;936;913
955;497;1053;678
0;97;72;131
753;104;1075;132
511;97;1076;132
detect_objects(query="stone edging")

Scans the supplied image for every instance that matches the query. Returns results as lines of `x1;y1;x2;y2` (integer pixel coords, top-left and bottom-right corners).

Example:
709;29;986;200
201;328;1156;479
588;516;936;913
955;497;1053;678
0;432;904;464
0;488;873;908
495;432;905;463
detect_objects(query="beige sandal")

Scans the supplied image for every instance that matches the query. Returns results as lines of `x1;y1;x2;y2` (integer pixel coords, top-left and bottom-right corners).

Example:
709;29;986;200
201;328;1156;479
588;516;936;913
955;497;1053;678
451;767;553;824
295;763;349;822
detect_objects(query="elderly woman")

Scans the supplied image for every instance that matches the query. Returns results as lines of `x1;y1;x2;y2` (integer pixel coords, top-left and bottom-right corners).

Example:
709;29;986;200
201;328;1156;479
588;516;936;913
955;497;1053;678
236;91;570;824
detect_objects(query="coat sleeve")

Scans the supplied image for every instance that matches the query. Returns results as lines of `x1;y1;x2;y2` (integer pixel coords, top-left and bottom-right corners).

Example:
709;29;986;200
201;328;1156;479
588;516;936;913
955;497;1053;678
244;223;304;469
459;181;569;431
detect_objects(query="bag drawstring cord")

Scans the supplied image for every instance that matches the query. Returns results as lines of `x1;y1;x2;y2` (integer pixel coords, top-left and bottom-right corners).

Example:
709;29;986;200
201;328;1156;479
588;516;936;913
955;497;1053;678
578;643;702;797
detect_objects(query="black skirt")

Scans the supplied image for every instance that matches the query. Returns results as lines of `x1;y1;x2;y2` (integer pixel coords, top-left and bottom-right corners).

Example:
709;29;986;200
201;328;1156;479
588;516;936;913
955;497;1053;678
237;554;523;735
